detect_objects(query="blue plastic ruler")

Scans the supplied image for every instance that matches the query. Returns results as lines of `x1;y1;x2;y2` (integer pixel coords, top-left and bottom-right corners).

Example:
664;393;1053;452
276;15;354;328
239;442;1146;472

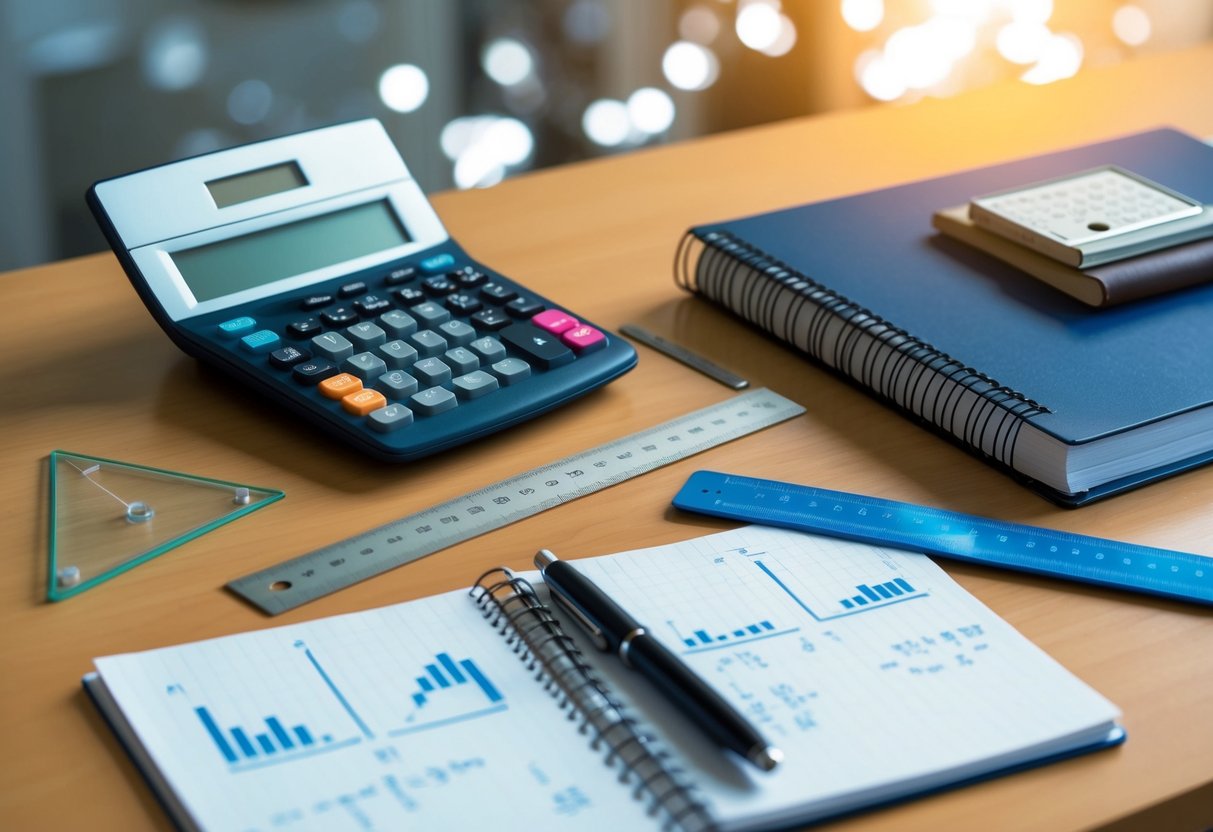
673;471;1213;607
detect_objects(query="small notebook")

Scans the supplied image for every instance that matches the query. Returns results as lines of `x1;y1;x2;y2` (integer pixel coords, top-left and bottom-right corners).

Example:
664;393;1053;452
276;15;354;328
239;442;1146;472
85;527;1122;831
676;128;1213;505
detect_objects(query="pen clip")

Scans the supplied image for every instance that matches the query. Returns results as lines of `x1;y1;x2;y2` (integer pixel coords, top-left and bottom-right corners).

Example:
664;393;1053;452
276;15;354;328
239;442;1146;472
547;589;610;652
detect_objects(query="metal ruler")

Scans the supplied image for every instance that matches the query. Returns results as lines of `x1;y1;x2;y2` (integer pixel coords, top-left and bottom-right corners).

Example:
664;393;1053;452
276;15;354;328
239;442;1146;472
229;390;804;614
672;471;1213;607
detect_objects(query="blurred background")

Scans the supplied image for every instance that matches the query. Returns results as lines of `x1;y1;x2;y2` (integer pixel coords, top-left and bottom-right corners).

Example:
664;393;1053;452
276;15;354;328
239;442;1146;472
1;0;1209;272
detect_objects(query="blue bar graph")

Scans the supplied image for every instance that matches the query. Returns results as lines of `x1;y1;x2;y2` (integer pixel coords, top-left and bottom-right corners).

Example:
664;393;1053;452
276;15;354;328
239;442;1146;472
755;559;928;621
838;579;925;613
675;619;794;653
409;653;503;708
194;706;341;768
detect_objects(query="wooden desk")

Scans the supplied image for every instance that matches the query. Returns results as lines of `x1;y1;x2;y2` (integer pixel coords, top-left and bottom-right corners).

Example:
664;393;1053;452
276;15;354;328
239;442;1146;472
3;44;1212;832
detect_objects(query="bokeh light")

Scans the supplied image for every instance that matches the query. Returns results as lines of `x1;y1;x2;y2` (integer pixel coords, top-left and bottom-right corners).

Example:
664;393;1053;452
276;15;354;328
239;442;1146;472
377;64;429;113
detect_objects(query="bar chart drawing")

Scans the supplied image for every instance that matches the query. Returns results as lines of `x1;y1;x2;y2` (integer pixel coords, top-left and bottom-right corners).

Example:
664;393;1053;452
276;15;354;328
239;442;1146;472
840;578;923;610
193;704;359;771
750;555;929;622
670;619;799;654
392;652;507;736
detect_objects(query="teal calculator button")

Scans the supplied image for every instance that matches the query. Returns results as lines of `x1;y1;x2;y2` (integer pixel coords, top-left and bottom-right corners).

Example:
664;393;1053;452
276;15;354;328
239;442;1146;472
240;329;281;354
218;316;257;337
419;253;456;274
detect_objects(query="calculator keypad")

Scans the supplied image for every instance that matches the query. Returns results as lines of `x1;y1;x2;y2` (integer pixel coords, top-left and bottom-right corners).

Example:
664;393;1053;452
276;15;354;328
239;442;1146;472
200;251;630;460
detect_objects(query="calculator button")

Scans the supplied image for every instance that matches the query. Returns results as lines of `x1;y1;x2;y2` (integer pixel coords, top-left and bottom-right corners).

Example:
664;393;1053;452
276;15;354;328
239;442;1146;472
292;359;338;384
453;370;499;400
445;293;482;315
311;332;354;362
319;373;362;400
470;307;511;330
240;329;281;354
344;351;388;381
437;320;476;346
218;316;257;338
269;346;310;369
454;268;488;288
413;357;452;387
532;309;578;334
480;283;517;304
376;370;419;399
346;322;387;350
408;329;448;357
300;294;334;311
286;317;323;338
419;252;456;274
410;386;458;416
499;323;575;369
378;339;420;369
443;347;480;374
469;336;506;363
505;298;544;318
338;281;368;298
379;310;418;339
341;388;387;416
354;294;392;316
410;302;451;328
367;403;414;433
490;357;532;385
561;324;606;354
395;287;426;305
383;266;418;286
422;275;458;296
321;306;359;326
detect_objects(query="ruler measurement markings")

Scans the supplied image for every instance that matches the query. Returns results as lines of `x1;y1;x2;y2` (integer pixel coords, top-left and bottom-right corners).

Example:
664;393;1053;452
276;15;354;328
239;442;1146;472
229;390;805;614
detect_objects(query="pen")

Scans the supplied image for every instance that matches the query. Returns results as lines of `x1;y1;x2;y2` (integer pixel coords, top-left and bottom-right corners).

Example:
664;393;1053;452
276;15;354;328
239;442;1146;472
534;548;783;772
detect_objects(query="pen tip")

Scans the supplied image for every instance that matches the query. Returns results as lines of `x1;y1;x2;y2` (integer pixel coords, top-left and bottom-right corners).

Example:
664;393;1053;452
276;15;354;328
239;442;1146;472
750;745;783;772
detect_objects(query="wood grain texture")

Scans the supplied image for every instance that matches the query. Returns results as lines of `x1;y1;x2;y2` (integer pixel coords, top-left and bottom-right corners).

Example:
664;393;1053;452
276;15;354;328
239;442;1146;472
3;45;1213;831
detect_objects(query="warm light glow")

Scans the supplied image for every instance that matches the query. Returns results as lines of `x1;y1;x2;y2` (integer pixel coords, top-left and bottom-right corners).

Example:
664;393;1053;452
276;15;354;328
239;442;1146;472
736;2;783;51
1112;5;1151;46
841;0;884;33
444;116;534;189
996;21;1052;64
378;64;429;113
1021;32;1083;84
883;24;956;90
583;99;631;147
856;49;906;101
627;87;676;134
482;38;534;87
679;6;721;44
662;41;720;91
1007;0;1053;25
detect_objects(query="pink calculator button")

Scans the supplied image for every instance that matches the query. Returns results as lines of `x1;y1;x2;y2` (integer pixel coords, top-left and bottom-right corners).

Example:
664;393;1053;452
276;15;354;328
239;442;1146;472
561;324;606;353
531;309;578;334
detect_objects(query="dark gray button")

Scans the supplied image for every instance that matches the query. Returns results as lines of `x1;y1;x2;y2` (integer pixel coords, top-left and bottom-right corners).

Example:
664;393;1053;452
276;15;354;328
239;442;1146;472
443;347;479;374
408;329;448;357
410;386;458;416
376;370;419;399
378;339;419;369
453;370;500;400
413;357;452;387
367;403;414;433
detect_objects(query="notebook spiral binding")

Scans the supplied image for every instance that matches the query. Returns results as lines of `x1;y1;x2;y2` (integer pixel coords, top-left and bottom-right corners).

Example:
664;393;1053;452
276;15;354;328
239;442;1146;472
675;229;1050;471
470;568;718;832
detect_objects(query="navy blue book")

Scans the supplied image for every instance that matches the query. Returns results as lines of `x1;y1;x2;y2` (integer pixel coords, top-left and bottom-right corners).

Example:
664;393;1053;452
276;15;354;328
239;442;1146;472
677;128;1213;506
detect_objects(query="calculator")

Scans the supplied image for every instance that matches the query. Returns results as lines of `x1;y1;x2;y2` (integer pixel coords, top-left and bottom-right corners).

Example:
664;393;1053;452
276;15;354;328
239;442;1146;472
86;120;636;461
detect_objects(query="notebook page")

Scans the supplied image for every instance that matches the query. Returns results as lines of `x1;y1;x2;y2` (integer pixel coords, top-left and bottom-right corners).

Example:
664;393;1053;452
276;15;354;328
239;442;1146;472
563;527;1122;830
92;588;659;832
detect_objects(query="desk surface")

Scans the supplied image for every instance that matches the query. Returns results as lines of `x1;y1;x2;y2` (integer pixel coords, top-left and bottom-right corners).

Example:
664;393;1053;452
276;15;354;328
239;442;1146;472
4;44;1213;832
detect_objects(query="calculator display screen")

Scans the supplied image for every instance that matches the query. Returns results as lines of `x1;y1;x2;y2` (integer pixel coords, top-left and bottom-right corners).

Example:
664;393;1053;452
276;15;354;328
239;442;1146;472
172;200;410;302
206;161;307;208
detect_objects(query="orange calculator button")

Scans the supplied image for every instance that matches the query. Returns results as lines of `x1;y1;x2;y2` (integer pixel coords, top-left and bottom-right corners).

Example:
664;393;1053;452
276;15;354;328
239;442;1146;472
342;388;387;416
319;373;362;400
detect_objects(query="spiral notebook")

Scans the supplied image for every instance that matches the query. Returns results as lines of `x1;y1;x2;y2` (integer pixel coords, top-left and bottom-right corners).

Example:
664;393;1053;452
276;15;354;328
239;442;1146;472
84;527;1121;831
676;128;1213;505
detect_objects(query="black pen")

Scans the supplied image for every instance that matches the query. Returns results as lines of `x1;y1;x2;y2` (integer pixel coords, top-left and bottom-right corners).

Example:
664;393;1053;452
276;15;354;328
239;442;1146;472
534;549;782;772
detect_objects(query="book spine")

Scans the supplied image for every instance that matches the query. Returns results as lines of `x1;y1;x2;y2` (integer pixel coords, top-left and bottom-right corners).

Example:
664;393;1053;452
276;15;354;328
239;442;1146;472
470;568;718;832
675;229;1050;472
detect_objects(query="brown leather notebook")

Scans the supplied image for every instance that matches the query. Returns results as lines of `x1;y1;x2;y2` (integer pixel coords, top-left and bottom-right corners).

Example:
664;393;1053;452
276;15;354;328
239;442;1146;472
932;205;1213;307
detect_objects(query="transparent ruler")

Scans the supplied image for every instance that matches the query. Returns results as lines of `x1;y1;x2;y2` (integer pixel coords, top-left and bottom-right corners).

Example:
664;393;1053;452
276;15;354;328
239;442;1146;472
230;390;804;614
672;471;1213;607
